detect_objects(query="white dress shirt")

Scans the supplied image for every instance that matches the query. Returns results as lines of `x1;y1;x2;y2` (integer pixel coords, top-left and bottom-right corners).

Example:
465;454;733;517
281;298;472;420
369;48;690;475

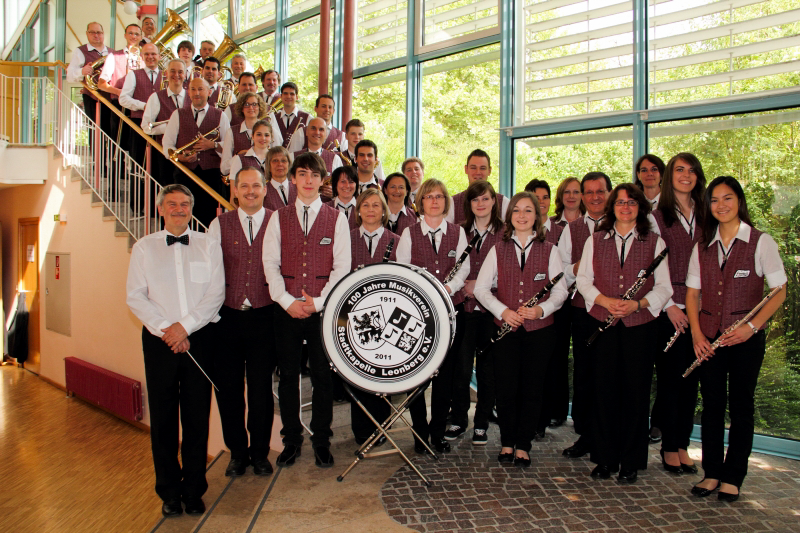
126;229;225;337
474;233;569;321
228;148;267;181
119;67;160;111
576;225;673;317
99;46;137;83
557;212;607;287
67;44;109;83
262;196;352;312
161;103;231;158
142;87;185;136
287;121;345;153
332;196;356;219
359;225;385;259
388;205;414;225
221;121;253;175
686;222;787;291
270;178;292;206
646;192;661;209
396;218;470;295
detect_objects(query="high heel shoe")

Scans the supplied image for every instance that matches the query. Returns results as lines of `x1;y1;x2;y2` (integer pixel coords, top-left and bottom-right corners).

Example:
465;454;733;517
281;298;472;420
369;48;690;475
680;462;698;474
660;449;682;474
690;479;720;497
718;484;740;502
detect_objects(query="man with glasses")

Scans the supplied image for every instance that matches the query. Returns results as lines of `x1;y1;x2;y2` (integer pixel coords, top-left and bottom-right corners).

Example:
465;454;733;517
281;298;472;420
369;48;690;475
67;22;113;148
447;149;509;225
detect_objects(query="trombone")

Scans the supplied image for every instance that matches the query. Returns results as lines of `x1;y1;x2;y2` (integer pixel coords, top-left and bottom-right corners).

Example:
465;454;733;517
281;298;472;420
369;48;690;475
168;127;220;162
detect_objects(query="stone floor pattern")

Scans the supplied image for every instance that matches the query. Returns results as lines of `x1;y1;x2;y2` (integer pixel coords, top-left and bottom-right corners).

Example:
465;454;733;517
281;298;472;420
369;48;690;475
380;423;800;532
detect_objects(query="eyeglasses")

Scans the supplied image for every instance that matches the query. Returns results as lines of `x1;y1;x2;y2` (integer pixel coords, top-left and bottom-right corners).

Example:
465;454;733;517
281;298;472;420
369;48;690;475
243;102;260;108
423;194;445;201
614;200;639;207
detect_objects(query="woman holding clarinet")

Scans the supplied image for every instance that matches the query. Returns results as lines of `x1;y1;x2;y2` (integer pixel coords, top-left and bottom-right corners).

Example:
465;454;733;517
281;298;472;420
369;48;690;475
685;176;787;502
576;183;672;483
474;191;568;467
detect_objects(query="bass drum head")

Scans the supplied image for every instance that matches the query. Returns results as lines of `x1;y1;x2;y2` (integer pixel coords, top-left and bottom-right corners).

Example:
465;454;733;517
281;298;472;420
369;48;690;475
321;263;455;395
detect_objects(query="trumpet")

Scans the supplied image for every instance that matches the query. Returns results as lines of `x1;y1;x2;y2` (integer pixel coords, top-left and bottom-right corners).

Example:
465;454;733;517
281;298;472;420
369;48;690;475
168;127;220;161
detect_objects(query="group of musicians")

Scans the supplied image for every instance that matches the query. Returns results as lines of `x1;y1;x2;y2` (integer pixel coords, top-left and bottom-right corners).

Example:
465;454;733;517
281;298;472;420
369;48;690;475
72;18;786;519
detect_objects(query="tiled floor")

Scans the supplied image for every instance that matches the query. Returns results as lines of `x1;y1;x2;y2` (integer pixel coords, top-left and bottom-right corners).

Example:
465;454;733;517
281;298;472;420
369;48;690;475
381;424;800;532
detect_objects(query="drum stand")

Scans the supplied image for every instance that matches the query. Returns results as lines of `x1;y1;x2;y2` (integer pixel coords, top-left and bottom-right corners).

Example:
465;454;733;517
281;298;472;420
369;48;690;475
337;381;437;487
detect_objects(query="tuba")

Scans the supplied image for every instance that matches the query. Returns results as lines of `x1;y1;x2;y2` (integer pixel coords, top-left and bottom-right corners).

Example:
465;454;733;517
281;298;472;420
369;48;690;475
210;34;243;108
84;55;108;91
153;9;192;72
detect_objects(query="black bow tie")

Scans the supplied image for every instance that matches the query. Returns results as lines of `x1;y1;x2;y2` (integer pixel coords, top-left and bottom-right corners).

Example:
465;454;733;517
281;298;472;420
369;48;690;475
167;234;189;246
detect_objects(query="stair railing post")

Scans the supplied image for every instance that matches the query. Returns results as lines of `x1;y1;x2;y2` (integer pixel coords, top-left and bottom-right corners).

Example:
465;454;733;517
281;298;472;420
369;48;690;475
94;100;101;191
144;144;151;236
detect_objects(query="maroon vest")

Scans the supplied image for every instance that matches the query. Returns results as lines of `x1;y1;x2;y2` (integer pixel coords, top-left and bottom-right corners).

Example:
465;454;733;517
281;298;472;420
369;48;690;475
494;239;556;331
387;207;417;236
264;180;297;212
278;110;310;148
219;209;274;309
231;127;253;156
409;222;465;306
208;85;220;106
350;228;399;270
279;203;339;298
294;148;337;174
153;90;190;142
550;215;567;228
463;228;503;313
568;218;592;309
175;107;223;170
546;222;564;246
652;209;700;306
237;154;265;173
325;199;358;230
698;229;764;338
229;109;244;128
79;45;113;99
588;231;657;327
130;69;162;119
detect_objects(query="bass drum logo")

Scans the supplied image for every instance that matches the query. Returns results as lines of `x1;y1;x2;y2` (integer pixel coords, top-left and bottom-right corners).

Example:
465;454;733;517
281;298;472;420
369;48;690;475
332;274;441;387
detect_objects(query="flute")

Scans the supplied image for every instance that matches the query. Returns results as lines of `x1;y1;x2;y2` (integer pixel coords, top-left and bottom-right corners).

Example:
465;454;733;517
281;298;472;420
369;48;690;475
586;247;669;346
664;328;681;352
443;232;481;284
682;284;784;378
476;272;564;356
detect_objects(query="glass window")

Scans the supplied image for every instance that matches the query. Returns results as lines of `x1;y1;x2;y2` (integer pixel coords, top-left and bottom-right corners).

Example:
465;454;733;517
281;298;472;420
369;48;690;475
241;32;276;82
238;0;276;32
290;0;321;16
515;126;633;199
352;67;407;174
649;0;800;107
198;0;230;47
356;0;408;69
287;16;321;105
650;110;800;440
46;0;55;49
422;0;499;48
167;0;189;10
420;44;501;193
521;0;634;124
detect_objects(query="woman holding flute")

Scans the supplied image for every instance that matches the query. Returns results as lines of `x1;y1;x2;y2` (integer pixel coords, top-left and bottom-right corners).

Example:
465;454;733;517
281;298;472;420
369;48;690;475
686;176;787;502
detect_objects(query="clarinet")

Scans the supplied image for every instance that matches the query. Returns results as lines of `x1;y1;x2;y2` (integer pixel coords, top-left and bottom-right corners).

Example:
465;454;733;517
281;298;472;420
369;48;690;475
382;238;395;263
443;232;481;284
476;272;565;356
682;284;783;378
585;246;670;346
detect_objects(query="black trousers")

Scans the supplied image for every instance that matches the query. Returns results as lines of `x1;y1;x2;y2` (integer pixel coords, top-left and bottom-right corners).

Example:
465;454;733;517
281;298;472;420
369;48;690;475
699;330;765;487
540;302;572;428
213;305;276;462
654;312;700;452
273;307;333;448
492;325;555;452
428;304;466;442
350;387;392;442
174;166;224;228
142;325;214;502
589;317;657;471
570;307;594;438
450;309;495;429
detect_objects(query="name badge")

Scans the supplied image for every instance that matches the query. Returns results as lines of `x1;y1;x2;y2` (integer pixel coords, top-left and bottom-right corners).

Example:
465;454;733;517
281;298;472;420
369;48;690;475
534;273;546;281
734;269;750;278
448;250;457;258
320;237;332;245
638;269;646;278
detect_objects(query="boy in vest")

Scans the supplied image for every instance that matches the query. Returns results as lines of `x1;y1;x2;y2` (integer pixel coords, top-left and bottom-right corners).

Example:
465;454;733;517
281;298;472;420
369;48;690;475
262;152;351;468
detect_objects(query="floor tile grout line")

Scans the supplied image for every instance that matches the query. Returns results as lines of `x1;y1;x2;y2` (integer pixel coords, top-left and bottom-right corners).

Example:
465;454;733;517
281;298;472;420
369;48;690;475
244;467;283;533
192;476;236;533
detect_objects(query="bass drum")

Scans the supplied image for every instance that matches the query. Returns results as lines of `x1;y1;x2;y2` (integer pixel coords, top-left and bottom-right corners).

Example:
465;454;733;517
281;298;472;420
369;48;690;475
321;262;456;395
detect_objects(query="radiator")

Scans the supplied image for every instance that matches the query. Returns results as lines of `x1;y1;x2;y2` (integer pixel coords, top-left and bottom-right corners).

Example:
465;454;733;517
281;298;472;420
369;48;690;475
64;357;144;422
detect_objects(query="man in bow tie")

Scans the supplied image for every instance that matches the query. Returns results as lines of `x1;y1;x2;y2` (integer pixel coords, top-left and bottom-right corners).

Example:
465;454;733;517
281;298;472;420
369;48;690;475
127;184;225;518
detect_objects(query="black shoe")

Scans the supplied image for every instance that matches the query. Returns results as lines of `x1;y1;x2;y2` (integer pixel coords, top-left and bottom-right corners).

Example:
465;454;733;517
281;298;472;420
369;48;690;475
183;497;205;515
563;439;589;459
252;458;274;476
472;428;488;446
444;424;466;440
375;435;387;447
276;444;301;466
334;394;348;403
300;366;311;376
591;465;612;479
488;410;499;424
718;490;740;502
514;454;531;468
649;427;662;444
681;462;699;474
225;457;249;477
498;452;514;464
617;468;638;484
691;479;720;497
314;446;334;467
534;429;546;441
433;439;451;453
415;439;431;454
548;418;565;428
161;499;183;517
660;450;682;474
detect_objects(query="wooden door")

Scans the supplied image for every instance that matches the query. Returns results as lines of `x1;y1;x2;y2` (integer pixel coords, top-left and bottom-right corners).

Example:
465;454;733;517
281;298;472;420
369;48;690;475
18;218;40;373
